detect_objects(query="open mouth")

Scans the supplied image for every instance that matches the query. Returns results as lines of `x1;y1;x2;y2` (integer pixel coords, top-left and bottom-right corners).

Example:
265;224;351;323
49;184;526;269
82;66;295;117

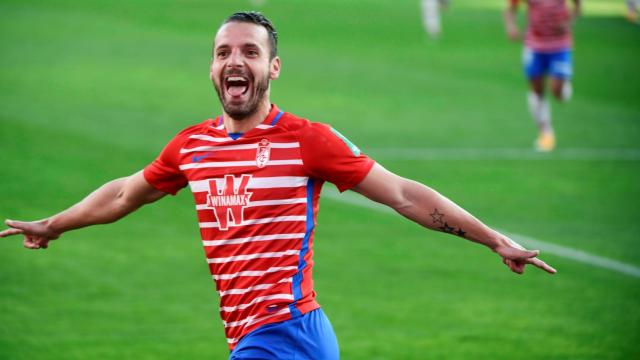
225;76;250;97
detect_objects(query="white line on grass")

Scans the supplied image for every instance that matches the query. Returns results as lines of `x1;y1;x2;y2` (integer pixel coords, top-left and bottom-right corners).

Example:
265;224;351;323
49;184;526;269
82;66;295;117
322;187;640;278
365;147;640;161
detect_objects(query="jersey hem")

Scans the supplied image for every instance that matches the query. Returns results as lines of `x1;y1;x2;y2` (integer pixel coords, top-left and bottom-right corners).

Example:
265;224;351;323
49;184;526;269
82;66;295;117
524;42;573;54
228;301;321;351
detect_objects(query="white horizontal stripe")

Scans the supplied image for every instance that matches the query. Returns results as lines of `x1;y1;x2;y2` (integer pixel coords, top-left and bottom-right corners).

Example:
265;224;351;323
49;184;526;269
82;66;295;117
199;216;306;229
208;249;300;264
218;278;292;296
256;124;273;129
247;198;307;207
224;307;290;328
179;159;302;170
195;198;306;211
180;142;300;154
189;134;231;142
213;266;298;280
245;215;306;225
220;294;293;312
190;176;308;193
203;233;305;247
323;186;640;279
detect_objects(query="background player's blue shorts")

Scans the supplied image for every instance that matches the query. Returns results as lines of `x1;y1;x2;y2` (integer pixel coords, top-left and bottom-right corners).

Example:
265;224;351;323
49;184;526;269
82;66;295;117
522;47;573;80
229;308;339;360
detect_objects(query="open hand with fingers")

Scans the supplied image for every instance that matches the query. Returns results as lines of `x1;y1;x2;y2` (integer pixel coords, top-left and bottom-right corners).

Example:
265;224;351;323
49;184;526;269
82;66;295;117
1;219;60;249
494;241;557;275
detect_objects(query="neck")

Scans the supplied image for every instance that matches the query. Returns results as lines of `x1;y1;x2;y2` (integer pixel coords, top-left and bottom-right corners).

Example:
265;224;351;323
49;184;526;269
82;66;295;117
223;99;272;133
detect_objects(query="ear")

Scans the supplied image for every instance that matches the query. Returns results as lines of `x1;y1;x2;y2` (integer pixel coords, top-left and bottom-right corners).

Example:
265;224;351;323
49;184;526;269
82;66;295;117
269;56;281;80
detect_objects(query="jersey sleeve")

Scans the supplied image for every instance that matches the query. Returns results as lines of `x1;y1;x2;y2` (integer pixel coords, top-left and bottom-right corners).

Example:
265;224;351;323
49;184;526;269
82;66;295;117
143;132;188;195
299;122;375;192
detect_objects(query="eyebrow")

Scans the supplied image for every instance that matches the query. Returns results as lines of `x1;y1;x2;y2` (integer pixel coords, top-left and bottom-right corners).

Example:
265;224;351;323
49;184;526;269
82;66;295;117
215;42;262;51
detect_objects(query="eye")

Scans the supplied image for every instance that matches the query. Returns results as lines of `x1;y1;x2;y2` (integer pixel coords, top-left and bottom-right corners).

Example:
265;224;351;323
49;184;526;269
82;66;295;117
247;49;259;57
216;50;228;59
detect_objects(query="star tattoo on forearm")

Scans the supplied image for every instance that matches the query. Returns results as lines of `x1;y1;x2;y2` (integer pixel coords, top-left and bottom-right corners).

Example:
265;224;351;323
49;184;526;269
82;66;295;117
429;208;445;224
429;208;466;238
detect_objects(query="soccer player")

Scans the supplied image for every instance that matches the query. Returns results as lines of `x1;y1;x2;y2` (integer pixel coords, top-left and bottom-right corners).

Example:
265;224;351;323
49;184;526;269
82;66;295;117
504;0;581;152
1;12;556;360
421;0;450;38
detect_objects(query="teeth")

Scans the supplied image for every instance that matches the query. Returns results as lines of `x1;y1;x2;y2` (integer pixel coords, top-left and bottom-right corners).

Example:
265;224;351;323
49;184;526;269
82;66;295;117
227;76;247;82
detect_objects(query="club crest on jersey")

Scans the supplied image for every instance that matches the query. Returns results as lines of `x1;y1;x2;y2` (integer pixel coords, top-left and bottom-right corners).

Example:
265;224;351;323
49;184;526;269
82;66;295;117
205;175;252;231
256;139;271;168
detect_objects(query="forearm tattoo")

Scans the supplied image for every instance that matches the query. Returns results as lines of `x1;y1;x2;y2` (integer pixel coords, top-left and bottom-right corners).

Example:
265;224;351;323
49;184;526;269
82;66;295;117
429;208;466;238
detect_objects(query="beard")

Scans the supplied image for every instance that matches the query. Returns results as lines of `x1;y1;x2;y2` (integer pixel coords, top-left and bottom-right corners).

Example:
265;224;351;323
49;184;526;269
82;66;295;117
213;70;270;121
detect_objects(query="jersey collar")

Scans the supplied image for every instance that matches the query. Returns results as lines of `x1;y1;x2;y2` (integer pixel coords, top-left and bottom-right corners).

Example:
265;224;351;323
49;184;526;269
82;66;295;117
213;104;283;129
261;104;283;127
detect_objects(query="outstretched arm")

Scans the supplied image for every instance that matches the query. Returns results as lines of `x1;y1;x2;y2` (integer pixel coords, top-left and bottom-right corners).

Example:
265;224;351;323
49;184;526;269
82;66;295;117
352;164;556;275
1;171;167;249
504;0;521;41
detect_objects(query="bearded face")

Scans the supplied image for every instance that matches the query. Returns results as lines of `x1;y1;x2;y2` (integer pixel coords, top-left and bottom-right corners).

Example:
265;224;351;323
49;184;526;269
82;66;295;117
213;66;270;120
211;22;279;121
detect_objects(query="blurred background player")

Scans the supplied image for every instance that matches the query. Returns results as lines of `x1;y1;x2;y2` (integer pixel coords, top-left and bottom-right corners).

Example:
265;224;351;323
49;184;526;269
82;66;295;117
504;0;581;152
627;0;640;23
421;0;449;38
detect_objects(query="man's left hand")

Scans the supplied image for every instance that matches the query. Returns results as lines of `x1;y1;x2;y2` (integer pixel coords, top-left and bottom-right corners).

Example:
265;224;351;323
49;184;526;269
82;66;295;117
494;244;557;275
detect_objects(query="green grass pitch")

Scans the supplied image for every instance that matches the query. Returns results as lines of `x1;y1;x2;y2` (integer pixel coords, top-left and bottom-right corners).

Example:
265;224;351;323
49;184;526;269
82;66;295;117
1;0;638;358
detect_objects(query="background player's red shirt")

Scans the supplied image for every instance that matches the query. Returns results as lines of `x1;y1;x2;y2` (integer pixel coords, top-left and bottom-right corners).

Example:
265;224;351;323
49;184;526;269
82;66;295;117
144;105;374;349
512;0;573;52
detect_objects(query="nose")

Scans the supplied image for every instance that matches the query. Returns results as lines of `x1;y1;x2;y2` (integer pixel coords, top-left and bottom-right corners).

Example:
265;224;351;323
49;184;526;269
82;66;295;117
227;49;244;68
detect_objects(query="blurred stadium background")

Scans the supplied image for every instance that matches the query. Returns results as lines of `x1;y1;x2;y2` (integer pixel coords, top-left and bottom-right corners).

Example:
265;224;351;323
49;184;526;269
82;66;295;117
1;0;638;358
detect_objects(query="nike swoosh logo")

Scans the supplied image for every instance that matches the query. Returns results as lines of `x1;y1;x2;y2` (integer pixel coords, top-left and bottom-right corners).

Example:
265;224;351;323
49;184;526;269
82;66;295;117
192;153;211;162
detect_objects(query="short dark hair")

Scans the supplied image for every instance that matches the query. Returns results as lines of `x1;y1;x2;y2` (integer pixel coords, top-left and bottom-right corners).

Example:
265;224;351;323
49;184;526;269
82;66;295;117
223;11;278;59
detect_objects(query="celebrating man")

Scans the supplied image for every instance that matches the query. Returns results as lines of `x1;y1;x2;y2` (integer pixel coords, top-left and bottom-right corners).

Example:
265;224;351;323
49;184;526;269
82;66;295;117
2;12;556;360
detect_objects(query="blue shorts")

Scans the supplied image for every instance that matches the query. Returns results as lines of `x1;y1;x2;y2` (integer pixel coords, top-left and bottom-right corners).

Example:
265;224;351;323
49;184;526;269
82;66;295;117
229;308;340;360
523;47;573;80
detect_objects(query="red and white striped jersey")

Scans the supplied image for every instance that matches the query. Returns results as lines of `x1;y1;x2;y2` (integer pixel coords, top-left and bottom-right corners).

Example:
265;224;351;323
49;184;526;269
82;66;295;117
143;104;374;349
512;0;573;52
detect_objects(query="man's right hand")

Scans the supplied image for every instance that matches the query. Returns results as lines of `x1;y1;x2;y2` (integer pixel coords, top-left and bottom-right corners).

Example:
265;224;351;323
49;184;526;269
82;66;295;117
1;171;167;250
1;219;60;249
